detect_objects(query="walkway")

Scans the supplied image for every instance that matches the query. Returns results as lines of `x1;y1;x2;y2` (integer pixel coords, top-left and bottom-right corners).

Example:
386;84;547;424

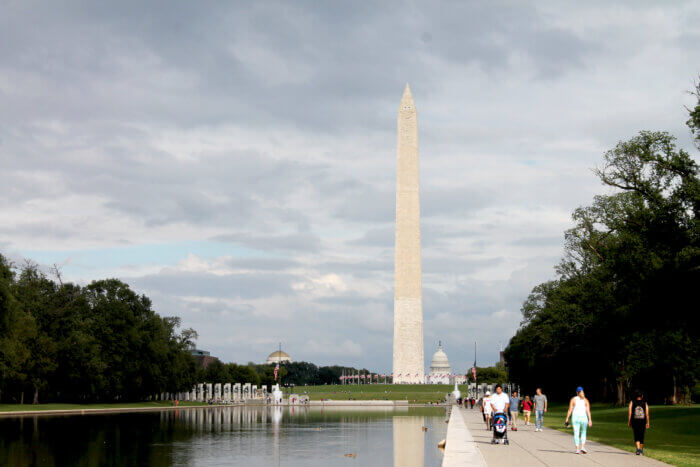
446;407;667;466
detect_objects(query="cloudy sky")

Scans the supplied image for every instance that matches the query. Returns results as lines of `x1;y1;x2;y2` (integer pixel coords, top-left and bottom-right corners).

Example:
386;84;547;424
1;1;698;373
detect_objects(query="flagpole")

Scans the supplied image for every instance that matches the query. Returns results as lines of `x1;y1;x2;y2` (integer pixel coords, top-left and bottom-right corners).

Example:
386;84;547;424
474;341;477;397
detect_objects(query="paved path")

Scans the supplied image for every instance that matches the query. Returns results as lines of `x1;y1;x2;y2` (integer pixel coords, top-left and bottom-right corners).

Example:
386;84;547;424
457;407;667;466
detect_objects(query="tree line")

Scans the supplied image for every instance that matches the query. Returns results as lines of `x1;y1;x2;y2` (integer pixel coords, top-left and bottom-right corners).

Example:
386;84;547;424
0;255;392;402
199;359;378;388
504;81;700;404
466;364;508;385
0;257;198;404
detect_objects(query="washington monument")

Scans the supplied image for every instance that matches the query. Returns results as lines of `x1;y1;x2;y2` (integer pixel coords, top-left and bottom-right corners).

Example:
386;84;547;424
392;84;424;384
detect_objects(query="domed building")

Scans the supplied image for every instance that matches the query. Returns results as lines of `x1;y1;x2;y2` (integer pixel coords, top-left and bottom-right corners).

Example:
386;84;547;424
428;342;451;384
266;349;292;364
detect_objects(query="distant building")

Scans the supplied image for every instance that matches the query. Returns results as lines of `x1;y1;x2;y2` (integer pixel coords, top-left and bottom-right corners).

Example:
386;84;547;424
428;342;451;384
428;341;466;384
190;349;217;368
266;349;292;364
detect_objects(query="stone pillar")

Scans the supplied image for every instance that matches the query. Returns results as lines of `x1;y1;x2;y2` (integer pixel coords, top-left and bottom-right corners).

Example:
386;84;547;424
197;383;204;402
233;383;241;402
223;383;231;403
206;383;213;402
214;383;222;402
190;386;197;402
262;386;268;402
243;383;251;400
252;385;258;399
393;83;424;384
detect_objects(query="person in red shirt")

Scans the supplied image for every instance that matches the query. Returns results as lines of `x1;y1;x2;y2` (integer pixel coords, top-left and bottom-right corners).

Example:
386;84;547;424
522;395;533;426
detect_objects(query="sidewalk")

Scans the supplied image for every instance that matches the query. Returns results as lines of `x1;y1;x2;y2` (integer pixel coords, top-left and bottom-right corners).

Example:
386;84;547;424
459;407;668;466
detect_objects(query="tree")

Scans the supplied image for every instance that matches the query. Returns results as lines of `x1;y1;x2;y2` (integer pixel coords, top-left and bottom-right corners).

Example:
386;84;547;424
505;83;699;403
0;259;200;403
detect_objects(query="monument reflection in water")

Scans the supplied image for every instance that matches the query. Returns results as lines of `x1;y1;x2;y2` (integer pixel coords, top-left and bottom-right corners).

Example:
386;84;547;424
0;406;447;466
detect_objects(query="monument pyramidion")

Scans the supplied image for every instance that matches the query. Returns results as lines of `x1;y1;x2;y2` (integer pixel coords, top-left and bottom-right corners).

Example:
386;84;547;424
392;84;424;384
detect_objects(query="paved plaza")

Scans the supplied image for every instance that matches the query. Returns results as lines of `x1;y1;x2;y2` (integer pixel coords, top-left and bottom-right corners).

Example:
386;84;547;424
444;407;668;467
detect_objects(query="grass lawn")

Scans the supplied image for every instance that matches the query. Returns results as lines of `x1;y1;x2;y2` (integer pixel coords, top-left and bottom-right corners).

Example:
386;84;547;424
288;383;466;404
0;401;209;413
542;402;699;467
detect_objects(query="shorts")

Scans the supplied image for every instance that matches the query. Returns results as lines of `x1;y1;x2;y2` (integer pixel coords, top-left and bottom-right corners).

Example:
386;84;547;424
523;410;531;416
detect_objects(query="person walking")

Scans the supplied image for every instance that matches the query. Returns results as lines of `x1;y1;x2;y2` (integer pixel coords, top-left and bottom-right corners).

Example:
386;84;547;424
533;388;548;432
522;395;533;426
628;391;650;456
565;387;593;454
482;391;493;430
509;390;520;430
490;385;510;415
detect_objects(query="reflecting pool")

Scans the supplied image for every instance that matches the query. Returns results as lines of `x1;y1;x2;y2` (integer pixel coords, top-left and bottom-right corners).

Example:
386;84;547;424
0;406;448;466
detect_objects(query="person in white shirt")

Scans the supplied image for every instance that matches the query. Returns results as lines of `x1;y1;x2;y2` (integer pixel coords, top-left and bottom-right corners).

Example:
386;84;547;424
490;384;511;416
565;387;593;454
482;392;493;430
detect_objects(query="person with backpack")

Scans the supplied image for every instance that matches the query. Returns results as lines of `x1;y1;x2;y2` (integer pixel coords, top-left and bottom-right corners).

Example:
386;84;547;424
628;391;650;456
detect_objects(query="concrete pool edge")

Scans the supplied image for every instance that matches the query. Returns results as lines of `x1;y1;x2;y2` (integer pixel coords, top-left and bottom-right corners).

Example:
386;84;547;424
442;406;487;467
0;400;442;418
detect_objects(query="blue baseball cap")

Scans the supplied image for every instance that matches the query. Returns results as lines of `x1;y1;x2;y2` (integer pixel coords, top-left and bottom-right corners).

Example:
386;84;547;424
576;386;584;393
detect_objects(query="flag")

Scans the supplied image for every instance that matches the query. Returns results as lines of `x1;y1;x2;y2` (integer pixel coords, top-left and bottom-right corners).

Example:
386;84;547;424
274;363;279;381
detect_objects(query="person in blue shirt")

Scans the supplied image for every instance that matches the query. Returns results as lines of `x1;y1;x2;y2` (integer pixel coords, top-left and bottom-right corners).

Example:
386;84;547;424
509;390;521;430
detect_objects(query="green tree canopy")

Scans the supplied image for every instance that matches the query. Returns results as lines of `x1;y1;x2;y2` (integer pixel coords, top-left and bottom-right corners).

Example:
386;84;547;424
0;258;198;403
505;83;699;404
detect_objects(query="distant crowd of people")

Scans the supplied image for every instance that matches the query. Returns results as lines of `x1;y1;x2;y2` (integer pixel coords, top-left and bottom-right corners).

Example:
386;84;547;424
461;385;650;456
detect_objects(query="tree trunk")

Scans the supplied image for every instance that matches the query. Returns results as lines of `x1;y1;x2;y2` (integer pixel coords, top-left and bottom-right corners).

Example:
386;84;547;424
33;387;39;405
20;391;24;405
601;378;608;401
671;376;677;405
616;380;625;406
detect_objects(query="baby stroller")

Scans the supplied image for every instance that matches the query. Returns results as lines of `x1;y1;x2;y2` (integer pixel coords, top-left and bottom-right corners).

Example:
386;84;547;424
491;412;509;445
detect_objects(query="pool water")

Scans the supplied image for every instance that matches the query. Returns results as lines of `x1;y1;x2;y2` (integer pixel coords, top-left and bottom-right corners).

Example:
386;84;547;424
0;406;448;466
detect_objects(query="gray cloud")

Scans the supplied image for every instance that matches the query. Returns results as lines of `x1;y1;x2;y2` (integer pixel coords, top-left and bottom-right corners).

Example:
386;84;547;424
211;231;321;253
131;270;295;300
1;0;698;370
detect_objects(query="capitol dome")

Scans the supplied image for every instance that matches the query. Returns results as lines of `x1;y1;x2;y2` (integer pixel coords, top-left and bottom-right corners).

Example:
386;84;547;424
429;342;451;384
266;350;292;364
